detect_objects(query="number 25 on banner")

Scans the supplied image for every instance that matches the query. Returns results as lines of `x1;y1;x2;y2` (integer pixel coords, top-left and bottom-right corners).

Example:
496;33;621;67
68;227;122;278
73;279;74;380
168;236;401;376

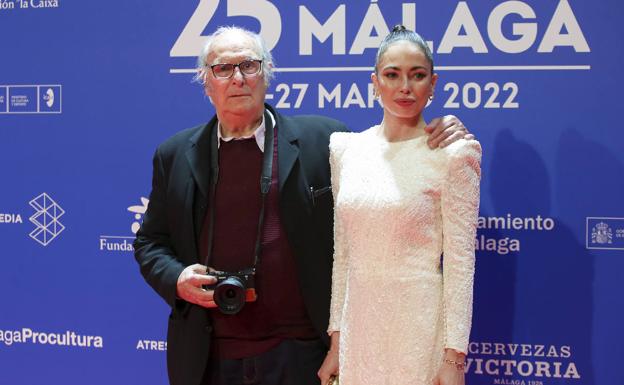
170;0;281;57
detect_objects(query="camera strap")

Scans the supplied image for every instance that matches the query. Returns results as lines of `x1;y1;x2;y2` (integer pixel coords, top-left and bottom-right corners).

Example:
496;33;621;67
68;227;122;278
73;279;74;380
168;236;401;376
204;110;275;270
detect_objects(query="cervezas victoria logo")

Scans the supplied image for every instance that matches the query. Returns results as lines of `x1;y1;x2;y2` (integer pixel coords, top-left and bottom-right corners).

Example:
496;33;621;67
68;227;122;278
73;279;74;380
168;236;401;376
466;341;581;384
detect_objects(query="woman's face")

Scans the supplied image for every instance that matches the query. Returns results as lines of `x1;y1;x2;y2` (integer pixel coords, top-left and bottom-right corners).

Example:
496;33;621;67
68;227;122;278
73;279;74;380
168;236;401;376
372;41;438;121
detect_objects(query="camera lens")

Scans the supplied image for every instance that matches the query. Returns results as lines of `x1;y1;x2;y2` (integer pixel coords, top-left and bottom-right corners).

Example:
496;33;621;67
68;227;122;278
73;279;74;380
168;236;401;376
213;276;246;315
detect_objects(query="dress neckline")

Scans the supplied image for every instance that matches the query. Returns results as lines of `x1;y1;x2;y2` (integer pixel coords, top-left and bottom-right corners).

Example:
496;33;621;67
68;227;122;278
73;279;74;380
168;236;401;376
367;124;427;146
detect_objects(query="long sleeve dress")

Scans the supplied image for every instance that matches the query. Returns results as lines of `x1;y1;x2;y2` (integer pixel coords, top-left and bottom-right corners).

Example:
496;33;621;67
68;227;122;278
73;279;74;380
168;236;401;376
328;126;481;385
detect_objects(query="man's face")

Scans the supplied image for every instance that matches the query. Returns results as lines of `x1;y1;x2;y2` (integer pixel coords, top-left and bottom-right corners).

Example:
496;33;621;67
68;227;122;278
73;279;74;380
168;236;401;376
204;32;268;122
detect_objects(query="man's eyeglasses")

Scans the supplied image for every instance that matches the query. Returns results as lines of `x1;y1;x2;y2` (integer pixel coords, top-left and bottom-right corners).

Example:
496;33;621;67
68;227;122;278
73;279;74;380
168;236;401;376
210;60;263;79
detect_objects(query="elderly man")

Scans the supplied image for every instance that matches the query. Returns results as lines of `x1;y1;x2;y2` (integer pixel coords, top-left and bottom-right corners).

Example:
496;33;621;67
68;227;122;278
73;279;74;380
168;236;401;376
134;26;472;385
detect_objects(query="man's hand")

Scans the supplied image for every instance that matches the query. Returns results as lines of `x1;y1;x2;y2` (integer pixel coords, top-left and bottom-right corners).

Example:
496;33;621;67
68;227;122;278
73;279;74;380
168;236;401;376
425;115;475;149
176;264;218;308
318;332;340;385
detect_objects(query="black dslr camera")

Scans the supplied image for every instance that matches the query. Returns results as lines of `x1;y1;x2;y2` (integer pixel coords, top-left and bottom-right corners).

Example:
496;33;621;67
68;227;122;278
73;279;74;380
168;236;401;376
204;267;257;315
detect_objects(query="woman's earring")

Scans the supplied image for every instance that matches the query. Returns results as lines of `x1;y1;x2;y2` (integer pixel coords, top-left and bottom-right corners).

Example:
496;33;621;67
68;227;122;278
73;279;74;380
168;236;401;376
429;94;434;101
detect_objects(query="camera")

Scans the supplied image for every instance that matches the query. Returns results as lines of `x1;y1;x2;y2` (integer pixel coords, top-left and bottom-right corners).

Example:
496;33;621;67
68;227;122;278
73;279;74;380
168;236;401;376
203;267;257;315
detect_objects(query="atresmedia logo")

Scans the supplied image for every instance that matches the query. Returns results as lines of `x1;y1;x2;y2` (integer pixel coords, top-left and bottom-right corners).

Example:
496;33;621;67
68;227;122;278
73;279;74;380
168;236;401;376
29;193;65;246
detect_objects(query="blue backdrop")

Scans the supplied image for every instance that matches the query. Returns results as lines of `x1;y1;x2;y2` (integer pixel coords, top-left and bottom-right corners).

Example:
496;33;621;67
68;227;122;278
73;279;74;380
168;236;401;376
1;1;623;384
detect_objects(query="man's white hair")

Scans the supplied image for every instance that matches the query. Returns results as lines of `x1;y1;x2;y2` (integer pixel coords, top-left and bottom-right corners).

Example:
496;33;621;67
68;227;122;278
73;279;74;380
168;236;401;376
193;26;275;86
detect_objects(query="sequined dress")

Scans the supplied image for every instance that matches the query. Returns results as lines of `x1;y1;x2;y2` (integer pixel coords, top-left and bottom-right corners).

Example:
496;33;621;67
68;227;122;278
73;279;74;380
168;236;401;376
328;126;481;384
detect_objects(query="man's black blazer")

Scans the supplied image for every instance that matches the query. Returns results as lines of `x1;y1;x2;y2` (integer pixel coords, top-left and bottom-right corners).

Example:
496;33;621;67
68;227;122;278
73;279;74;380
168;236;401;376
134;104;349;385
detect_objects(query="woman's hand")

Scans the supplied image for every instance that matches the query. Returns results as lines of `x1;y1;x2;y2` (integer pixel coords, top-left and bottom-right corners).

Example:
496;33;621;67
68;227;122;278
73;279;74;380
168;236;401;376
433;349;466;385
318;332;340;385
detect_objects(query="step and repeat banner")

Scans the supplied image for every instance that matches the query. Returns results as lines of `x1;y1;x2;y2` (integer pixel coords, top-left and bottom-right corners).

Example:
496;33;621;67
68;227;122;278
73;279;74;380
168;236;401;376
1;1;622;384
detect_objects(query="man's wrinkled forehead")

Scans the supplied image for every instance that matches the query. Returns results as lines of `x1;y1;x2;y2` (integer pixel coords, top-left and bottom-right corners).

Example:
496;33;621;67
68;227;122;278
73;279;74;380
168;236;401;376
208;31;262;64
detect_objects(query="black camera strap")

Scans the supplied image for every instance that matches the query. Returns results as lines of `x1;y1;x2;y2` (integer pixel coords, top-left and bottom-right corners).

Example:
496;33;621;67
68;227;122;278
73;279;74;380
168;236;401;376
204;110;274;271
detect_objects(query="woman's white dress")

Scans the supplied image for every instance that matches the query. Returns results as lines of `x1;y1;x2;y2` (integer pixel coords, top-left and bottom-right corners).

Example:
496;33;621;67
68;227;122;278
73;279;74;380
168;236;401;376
328;126;481;384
